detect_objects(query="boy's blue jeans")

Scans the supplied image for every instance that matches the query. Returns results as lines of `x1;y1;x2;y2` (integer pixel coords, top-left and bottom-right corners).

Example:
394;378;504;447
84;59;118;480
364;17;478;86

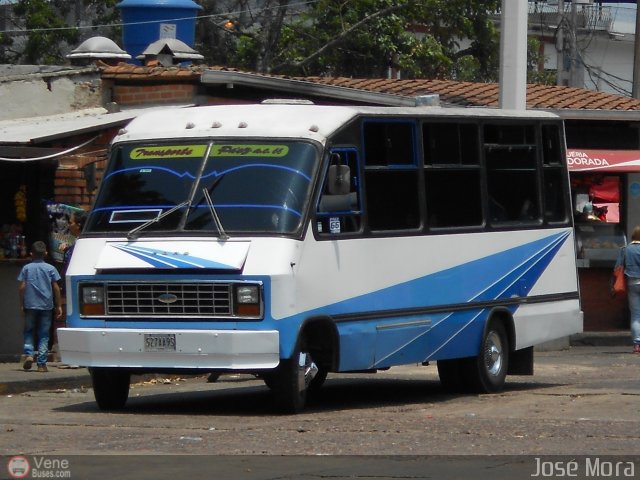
23;309;52;366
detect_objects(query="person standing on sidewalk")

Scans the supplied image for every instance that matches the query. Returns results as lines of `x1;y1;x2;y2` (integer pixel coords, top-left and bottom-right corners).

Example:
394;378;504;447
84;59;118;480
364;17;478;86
615;225;640;353
18;241;63;372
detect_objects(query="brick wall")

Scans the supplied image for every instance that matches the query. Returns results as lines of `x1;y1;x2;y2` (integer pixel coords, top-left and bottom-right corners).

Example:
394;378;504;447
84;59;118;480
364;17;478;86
113;83;196;106
54;156;107;210
53;131;112;210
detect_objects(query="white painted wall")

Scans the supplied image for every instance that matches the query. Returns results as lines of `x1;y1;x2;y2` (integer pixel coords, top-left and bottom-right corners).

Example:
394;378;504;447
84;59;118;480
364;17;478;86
0;68;102;121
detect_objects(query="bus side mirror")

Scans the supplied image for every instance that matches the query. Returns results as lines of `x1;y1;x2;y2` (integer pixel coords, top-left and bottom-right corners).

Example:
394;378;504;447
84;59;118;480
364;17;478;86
327;154;350;195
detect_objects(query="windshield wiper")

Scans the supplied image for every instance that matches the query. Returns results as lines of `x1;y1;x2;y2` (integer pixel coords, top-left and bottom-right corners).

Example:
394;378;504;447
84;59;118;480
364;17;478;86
126;200;190;240
202;187;229;240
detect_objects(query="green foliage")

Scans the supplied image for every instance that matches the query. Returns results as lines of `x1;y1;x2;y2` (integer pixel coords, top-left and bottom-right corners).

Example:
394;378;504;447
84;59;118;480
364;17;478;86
196;0;502;80
272;0;501;79
13;0;77;64
527;37;556;85
11;0;120;64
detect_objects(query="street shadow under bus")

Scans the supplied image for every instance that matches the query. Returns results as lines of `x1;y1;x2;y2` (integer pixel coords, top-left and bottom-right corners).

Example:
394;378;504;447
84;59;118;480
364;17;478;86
55;372;562;416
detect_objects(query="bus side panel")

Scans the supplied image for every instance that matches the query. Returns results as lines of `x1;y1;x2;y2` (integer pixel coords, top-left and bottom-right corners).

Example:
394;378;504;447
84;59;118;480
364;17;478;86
291;227;580;372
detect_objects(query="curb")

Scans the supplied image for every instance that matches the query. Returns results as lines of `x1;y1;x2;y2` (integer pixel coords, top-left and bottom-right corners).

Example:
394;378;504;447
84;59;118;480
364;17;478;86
0;372;92;396
570;331;630;347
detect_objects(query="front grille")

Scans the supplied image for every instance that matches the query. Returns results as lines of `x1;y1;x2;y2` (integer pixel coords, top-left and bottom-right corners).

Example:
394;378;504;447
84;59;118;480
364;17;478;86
106;282;233;317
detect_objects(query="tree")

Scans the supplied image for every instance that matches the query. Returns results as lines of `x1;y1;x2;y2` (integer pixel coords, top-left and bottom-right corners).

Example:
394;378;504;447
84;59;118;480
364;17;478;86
197;0;501;80
272;0;501;79
9;0;120;64
197;0;295;73
527;37;556;85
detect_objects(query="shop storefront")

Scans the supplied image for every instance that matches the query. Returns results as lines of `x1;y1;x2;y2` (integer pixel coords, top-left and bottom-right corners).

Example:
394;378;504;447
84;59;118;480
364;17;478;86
567;149;640;331
0;158;59;360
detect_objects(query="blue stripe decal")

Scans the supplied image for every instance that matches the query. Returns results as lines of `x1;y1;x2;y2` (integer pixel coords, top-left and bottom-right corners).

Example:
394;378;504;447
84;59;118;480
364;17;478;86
112;244;236;269
374;231;570;367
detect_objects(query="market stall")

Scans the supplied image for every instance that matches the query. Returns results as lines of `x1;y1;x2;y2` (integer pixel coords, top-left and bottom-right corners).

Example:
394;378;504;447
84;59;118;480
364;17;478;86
567;149;640;331
0;159;58;361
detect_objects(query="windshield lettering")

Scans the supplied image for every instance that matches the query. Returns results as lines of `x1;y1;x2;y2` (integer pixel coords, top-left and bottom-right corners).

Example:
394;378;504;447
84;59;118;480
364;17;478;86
131;145;207;159
212;145;289;157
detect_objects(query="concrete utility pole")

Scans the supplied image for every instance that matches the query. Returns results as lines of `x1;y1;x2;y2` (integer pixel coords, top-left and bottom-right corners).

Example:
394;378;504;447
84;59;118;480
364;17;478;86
499;0;528;110
633;0;640;98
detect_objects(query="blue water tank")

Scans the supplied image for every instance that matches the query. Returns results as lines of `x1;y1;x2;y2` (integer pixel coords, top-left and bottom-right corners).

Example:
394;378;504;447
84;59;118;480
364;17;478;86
117;0;203;63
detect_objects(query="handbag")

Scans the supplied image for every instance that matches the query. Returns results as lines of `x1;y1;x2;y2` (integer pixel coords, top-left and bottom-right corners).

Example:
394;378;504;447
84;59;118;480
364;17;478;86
611;247;627;298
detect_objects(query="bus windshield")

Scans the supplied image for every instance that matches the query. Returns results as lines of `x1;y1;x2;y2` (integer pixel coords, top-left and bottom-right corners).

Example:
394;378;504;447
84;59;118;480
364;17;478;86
86;141;318;236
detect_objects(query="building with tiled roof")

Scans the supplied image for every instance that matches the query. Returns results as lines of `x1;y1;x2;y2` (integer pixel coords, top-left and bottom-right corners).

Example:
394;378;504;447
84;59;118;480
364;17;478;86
98;62;640;120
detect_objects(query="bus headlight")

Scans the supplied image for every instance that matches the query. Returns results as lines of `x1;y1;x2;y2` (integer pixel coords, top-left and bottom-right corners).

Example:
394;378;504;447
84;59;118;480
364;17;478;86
80;284;105;316
234;284;261;317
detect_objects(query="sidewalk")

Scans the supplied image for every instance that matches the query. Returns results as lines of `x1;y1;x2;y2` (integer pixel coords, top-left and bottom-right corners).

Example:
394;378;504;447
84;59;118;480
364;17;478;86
0;362;91;396
0;332;632;396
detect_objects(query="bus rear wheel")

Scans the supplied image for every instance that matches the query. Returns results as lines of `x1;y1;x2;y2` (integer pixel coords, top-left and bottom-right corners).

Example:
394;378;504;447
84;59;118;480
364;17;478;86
90;367;130;411
467;320;509;393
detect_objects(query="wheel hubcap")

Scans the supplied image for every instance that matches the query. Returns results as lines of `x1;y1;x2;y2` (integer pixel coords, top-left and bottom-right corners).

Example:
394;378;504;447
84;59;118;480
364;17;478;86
484;331;503;377
297;352;318;392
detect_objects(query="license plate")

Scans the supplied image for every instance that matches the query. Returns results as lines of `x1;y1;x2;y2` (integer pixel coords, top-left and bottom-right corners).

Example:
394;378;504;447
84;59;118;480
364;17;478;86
144;334;176;352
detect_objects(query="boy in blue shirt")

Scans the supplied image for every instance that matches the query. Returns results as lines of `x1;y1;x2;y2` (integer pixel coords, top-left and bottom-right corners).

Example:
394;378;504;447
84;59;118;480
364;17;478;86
18;241;62;372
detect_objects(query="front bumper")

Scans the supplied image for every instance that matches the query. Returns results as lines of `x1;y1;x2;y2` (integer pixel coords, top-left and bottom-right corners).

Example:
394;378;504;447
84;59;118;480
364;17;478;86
57;328;280;370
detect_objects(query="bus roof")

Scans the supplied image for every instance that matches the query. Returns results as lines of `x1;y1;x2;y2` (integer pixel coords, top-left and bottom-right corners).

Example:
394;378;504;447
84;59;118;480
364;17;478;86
114;103;561;144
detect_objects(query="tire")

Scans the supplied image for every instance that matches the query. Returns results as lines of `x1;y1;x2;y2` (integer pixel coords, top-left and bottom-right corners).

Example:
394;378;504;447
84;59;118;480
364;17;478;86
90;367;130;411
466;320;509;393
271;337;319;413
262;372;277;390
308;367;328;393
437;358;466;393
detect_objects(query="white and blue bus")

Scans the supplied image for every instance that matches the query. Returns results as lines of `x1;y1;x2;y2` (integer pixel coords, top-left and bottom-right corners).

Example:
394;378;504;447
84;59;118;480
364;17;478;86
58;103;582;412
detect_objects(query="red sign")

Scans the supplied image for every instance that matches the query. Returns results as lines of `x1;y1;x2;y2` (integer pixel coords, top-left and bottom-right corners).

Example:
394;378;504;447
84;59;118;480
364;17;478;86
567;149;640;172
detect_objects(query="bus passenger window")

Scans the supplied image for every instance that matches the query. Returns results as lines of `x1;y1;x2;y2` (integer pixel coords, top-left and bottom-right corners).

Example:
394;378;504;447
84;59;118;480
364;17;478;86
484;125;541;226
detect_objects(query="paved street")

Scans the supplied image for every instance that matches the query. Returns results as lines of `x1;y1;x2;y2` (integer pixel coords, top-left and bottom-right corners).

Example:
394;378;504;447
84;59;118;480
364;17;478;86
0;343;639;478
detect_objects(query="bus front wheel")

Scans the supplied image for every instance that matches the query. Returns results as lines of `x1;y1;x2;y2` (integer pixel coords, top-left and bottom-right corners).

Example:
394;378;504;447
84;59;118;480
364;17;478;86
90;367;130;411
272;338;319;413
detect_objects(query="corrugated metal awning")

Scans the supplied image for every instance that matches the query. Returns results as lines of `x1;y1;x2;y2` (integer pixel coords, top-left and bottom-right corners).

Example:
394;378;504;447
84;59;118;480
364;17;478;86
0;105;193;160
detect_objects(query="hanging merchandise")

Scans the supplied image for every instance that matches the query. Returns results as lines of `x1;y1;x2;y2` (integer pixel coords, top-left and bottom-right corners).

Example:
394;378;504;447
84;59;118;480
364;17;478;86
589;176;620;203
14;185;26;223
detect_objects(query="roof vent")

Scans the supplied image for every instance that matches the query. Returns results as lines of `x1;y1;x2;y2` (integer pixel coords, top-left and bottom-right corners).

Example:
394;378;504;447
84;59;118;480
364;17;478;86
414;94;440;107
211;121;222;128
66;36;131;65
136;38;204;67
261;99;315;105
238;122;248;128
